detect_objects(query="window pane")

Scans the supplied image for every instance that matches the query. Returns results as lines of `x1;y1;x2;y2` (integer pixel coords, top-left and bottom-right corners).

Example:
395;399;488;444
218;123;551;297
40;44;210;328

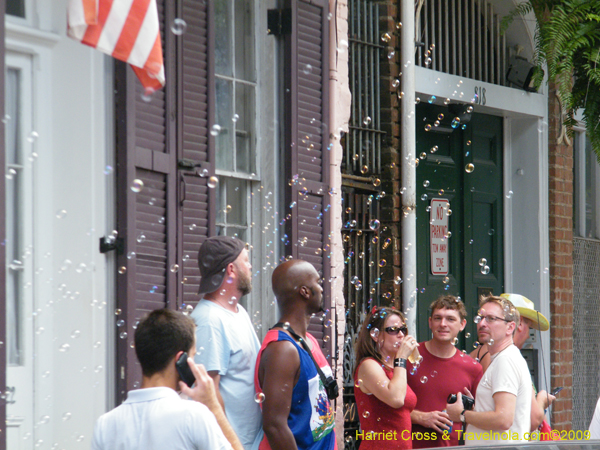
7;0;25;17
215;78;234;171
234;0;255;81
225;178;247;226
214;0;233;76
235;83;255;174
5;69;22;365
585;137;597;238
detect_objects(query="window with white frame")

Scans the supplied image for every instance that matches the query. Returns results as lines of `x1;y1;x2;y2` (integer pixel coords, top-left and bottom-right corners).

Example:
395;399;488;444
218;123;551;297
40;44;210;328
214;0;279;330
6;0;25;17
573;132;600;239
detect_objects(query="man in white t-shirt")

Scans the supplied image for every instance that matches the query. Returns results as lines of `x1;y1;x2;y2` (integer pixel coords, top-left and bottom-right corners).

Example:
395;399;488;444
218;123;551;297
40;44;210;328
92;309;242;450
446;295;532;445
192;236;263;450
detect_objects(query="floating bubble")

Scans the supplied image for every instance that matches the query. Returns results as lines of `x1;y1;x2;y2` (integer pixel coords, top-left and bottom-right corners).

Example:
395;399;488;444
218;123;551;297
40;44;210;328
369;219;380;231
370;328;380;339
382;238;392;249
465;332;471;338
430;145;438;153
473;341;480;348
424;124;432;131
465;163;475;173
420;152;427;160
387;50;395;60
289;201;297;209
372;178;381;187
451;118;461;128
392;79;400;88
361;165;368;174
115;308;122;315
170;264;180;273
62;412;72;421
423;180;430;188
442;277;450;284
479;258;487;266
71;330;81;339
355;282;363;291
171;18;187;35
117;319;125;327
467;105;474;113
425;57;432;66
303;64;313;75
488;229;494;236
207;176;219;188
431;371;437;378
127;251;136;260
444;98;451;105
58;343;70;352
137;233;146;243
452;337;459;345
446;231;452;238
363;116;372;126
254;392;265;403
378;259;386;267
506;190;513;199
27;131;39;143
428;96;436;104
489;338;495;346
118;266;127;274
438;189;444;195
56;209;67;219
466;140;472;146
141;87;155;102
481;265;490;275
420;376;428;384
131;179;144;193
120;332;128;339
363;410;370;418
381;32;391;43
421;194;428;201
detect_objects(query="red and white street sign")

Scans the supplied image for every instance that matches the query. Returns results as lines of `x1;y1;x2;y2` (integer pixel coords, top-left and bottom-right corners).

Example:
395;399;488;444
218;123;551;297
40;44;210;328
430;198;449;275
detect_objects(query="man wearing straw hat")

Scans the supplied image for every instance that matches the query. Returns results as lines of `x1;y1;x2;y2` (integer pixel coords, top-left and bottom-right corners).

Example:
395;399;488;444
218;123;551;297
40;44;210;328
470;293;555;433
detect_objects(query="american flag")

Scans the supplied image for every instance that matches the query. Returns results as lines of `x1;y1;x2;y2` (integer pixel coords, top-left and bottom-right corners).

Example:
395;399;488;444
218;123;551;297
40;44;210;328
67;0;165;91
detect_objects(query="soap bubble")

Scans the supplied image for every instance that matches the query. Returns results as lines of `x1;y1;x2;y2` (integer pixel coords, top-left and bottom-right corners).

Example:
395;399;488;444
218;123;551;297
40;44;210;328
131;179;144;193
481;265;490;275
171;18;187;35
207;176;219;188
420;376;428;384
370;328;380;339
369;219;380;231
210;124;222;136
465;163;475;173
254;392;265;403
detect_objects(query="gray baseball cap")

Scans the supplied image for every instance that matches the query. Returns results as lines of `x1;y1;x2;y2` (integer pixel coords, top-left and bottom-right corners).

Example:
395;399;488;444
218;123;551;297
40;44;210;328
197;236;246;294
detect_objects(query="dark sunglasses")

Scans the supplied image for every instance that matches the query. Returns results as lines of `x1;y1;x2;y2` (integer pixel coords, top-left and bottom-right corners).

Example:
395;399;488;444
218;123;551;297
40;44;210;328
384;325;408;336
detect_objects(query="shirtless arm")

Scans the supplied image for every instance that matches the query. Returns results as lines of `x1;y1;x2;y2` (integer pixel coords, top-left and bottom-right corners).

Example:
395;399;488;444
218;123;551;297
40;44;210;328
259;341;300;450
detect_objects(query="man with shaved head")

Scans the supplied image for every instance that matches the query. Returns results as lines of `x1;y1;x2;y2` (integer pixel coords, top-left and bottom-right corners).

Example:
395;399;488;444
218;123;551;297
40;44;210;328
254;260;336;450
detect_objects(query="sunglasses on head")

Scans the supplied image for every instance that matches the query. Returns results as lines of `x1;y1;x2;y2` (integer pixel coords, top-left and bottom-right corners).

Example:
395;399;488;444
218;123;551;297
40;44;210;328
384;325;408;336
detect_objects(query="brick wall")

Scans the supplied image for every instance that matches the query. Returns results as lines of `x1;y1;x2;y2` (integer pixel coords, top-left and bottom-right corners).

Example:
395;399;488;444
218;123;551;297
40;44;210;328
378;1;402;308
547;82;574;430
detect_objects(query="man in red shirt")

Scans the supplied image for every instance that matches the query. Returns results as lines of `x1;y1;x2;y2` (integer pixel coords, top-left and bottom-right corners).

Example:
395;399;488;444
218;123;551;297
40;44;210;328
407;296;483;447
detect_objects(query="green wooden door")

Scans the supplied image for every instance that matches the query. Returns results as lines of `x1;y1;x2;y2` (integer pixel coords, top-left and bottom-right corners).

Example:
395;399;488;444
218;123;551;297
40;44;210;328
415;103;503;348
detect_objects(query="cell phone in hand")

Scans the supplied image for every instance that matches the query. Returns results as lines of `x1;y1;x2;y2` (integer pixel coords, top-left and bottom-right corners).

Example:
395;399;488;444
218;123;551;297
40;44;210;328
550;386;563;396
176;352;195;388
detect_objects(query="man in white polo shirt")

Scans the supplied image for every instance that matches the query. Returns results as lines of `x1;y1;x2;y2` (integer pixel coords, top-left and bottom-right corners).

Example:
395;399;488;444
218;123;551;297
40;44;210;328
92;309;243;450
446;295;532;445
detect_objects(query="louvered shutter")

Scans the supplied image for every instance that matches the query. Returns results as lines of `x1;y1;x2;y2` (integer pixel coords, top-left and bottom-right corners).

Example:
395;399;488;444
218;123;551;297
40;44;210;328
0;5;6;449
176;0;215;306
114;0;178;402
283;0;332;357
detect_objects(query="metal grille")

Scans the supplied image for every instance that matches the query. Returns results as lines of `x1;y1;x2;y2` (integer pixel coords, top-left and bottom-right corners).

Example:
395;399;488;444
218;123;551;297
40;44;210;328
343;1;385;447
345;0;384;177
416;0;508;86
573;237;600;430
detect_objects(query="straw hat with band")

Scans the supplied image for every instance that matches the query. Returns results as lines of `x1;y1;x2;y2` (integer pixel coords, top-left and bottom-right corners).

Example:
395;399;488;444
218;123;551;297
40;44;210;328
500;293;549;331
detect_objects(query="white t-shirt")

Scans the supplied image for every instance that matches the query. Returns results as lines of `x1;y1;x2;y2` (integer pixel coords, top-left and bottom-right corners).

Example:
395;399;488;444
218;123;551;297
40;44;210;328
191;300;263;450
465;345;532;446
589;396;600;438
92;387;232;450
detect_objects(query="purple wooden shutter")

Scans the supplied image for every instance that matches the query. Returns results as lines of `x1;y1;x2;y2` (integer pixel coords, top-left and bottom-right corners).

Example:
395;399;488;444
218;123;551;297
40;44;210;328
284;0;332;356
176;0;215;307
0;2;6;448
114;0;178;402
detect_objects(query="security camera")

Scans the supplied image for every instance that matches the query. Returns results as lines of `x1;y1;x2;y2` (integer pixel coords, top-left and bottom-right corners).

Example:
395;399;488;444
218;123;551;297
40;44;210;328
506;56;542;92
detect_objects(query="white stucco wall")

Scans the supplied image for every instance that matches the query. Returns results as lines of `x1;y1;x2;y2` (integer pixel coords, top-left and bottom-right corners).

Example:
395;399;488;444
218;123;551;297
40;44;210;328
6;1;112;447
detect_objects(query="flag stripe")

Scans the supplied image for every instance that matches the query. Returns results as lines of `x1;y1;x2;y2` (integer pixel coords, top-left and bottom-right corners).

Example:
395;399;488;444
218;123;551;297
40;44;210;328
68;0;165;89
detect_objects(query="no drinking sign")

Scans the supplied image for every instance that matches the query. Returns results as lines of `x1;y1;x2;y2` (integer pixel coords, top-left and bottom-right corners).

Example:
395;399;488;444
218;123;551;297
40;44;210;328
430;198;449;276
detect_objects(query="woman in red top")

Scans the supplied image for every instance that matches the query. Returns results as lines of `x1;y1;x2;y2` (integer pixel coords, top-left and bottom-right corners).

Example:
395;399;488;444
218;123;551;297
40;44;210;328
354;307;418;449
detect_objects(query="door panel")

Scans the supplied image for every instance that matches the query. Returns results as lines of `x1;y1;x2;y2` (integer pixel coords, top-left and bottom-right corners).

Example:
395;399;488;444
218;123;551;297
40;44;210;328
416;103;503;347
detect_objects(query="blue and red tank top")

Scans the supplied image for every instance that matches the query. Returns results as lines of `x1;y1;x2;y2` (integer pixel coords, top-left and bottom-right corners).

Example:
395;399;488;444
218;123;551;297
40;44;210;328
254;329;336;450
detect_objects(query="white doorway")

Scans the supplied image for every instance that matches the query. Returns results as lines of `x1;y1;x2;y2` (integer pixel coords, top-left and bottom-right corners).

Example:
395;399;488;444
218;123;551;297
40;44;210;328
5;52;35;448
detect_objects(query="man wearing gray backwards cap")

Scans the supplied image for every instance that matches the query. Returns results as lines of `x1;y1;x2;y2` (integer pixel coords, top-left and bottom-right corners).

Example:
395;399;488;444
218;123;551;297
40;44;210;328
191;236;262;450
